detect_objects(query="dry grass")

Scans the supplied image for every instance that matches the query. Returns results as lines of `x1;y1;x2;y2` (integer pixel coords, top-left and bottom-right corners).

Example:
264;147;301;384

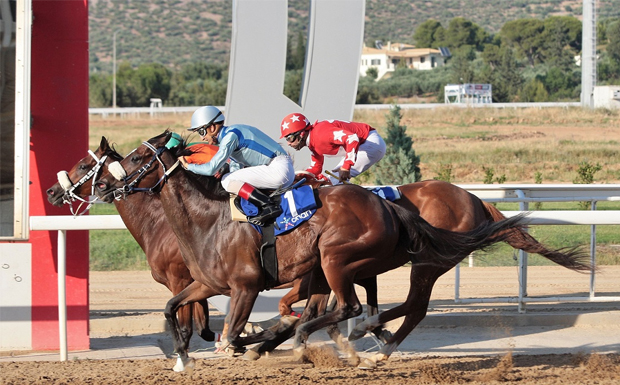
90;107;620;183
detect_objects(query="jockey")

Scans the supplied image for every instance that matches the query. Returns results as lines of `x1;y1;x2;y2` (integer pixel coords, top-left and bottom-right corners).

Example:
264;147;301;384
179;106;295;225
280;113;386;184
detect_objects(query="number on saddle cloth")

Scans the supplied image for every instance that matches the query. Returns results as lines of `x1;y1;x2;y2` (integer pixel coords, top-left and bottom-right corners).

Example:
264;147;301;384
238;184;317;236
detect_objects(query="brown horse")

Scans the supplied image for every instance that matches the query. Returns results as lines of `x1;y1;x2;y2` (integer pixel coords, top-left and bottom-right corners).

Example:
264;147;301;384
248;176;591;363
46;137;387;358
45;137;216;348
93;131;531;369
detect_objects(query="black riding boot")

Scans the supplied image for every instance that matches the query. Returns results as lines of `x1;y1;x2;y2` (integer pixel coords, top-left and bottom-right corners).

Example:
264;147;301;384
246;189;282;225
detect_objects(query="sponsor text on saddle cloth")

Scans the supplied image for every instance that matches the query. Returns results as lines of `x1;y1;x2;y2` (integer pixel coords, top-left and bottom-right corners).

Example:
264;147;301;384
239;184;317;235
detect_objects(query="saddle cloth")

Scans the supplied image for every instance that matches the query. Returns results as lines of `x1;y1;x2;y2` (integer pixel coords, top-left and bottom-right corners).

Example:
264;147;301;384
239;184;317;236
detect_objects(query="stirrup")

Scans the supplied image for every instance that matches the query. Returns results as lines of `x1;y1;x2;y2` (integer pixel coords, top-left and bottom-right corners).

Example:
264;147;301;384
247;206;282;227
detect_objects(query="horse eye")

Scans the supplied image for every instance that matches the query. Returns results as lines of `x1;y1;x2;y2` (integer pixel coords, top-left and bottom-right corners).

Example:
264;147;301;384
78;164;89;171
131;155;141;163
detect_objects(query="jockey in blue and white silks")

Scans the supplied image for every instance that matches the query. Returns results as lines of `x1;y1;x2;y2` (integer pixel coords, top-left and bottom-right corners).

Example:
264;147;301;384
179;106;294;225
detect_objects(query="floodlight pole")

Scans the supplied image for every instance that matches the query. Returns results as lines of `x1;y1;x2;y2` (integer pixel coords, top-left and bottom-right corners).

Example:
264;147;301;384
112;31;117;109
581;0;596;108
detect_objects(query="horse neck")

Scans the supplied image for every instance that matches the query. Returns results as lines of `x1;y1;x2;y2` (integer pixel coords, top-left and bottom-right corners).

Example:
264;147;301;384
113;193;168;255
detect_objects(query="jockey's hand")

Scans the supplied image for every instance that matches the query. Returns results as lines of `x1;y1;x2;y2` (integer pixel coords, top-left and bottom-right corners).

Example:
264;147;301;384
338;168;351;182
178;156;189;169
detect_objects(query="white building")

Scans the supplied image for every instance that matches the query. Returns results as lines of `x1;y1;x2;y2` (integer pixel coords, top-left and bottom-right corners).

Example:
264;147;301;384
360;42;448;80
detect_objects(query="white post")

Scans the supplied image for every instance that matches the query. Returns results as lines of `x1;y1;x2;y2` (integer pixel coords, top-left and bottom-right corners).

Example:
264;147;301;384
112;31;117;109
58;230;68;361
454;262;460;301
590;201;597;298
581;0;596;108
516;190;528;313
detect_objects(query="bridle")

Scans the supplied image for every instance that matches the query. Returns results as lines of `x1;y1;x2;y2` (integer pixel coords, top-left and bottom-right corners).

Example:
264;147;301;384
107;141;180;200
56;150;108;216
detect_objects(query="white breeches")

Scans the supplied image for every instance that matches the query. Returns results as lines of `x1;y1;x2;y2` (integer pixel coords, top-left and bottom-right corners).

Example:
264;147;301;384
330;130;386;184
221;155;295;194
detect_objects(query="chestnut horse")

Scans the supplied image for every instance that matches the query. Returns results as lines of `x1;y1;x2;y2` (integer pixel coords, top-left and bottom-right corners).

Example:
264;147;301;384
94;131;532;369
248;177;591;364
45;137;216;346
46;137;387;356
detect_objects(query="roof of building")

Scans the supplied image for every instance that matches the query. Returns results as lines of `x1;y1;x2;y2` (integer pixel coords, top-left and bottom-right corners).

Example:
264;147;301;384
362;43;441;58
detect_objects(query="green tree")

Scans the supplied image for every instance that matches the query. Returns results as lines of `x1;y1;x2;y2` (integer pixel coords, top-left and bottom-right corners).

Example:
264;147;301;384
449;46;476;84
519;78;549;102
442;17;488;50
413;19;443;48
501;18;545;67
374;105;421;185
542;16;581;71
607;21;620;62
492;48;523;102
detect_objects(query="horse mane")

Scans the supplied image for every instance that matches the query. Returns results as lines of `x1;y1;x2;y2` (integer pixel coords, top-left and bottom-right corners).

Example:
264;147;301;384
165;133;229;201
103;142;124;161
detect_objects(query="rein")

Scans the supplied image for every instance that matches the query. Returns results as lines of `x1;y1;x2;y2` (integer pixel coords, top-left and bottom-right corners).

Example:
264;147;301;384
109;141;180;200
56;150;108;216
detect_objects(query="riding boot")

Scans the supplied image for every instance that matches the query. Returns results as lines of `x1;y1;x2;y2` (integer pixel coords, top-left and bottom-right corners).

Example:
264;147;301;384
238;183;282;225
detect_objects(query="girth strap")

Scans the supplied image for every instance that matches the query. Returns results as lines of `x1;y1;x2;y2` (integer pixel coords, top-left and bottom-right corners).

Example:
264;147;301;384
260;223;279;290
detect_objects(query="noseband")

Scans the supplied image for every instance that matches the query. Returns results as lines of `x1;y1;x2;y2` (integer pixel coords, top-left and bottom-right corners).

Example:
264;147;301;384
56;150;108;216
107;141;180;200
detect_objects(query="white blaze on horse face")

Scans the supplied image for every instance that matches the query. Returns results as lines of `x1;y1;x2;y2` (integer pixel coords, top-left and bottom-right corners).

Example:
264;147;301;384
226;0;365;171
108;161;127;181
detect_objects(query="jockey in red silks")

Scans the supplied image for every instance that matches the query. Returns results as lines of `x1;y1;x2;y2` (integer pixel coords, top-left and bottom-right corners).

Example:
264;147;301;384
280;113;386;184
179;106;295;225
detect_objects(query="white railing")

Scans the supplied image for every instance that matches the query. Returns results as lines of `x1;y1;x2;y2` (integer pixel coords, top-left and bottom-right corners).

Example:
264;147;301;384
88;102;581;117
28;183;620;360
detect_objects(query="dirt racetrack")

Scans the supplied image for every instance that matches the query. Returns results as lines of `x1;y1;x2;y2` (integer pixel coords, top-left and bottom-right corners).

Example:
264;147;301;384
2;266;620;384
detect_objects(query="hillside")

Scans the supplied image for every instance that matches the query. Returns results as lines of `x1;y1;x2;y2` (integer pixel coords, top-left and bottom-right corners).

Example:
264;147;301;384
89;0;620;73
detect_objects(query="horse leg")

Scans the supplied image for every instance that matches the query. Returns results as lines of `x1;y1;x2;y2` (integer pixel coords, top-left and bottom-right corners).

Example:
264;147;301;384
193;298;217;342
293;270;362;363
355;266;446;369
164;281;217;372
278;276;308;317
357;276;392;343
219;287;259;354
243;273;327;361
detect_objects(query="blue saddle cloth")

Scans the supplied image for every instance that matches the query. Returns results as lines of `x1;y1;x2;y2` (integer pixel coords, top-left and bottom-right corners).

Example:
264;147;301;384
366;186;401;201
239;184;317;236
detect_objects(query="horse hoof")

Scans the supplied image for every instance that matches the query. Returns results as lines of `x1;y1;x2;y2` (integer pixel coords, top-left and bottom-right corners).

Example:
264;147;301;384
242;349;261;361
378;330;393;344
293;347;305;362
358;358;377;370
347;329;365;342
173;356;195;373
372;353;388;362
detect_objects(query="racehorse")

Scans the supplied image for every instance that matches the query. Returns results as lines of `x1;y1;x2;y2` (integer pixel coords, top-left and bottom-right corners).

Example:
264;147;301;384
246;176;592;364
93;131;532;369
45;137;387;360
45;137;217;348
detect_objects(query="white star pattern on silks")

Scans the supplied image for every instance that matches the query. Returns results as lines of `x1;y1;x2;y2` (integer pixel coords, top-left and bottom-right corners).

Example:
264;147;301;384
333;130;346;142
345;149;356;162
282;121;290;130
290;114;301;122
346;134;359;144
310;160;316;167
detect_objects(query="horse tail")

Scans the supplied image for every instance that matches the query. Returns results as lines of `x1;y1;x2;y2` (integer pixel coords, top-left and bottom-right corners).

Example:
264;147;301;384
481;201;591;272
388;201;529;268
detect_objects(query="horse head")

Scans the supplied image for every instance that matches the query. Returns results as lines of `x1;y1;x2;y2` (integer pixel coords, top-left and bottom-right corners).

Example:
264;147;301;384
46;136;123;212
94;131;174;203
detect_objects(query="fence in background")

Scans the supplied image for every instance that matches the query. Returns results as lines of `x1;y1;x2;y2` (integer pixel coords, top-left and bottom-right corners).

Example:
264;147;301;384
88;102;581;118
29;183;620;360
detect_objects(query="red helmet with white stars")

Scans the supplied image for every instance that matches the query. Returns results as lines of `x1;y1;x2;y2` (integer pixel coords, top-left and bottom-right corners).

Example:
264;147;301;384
280;113;311;138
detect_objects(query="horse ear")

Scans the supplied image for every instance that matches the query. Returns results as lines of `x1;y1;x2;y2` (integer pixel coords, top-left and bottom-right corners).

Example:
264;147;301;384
100;136;109;151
